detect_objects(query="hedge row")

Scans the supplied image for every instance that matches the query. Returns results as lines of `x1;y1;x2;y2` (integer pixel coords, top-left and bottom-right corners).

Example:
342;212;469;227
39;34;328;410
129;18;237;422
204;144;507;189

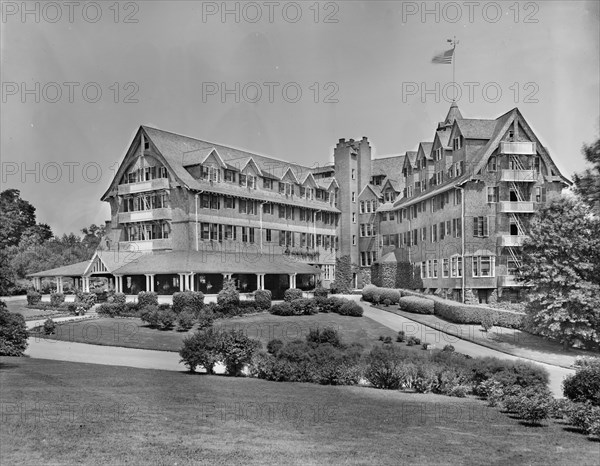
270;296;363;317
362;285;401;304
398;296;435;315
398;289;525;329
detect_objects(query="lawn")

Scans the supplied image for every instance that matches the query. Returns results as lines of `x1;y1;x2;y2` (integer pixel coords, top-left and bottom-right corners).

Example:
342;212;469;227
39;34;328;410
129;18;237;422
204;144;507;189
29;313;404;353
5;299;66;321
374;304;598;369
1;357;598;465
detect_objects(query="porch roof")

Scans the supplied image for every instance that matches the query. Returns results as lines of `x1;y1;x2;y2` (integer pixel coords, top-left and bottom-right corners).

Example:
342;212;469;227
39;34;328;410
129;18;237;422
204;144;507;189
111;251;322;275
29;260;91;278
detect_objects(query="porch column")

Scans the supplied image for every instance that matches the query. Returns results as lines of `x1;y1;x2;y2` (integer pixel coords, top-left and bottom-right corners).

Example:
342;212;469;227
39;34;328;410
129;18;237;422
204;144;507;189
178;273;185;291
116;275;123;294
34;277;40;291
145;274;155;293
56;276;63;293
289;273;297;289
256;273;264;290
189;273;195;291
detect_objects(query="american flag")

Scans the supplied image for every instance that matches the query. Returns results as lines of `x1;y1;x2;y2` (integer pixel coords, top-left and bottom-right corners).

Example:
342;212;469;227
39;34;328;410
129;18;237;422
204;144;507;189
431;48;454;64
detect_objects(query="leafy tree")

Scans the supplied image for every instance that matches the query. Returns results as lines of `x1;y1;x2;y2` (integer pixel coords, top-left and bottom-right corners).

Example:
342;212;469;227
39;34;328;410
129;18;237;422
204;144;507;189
0;300;29;356
519;197;600;349
0;189;36;249
573;137;600;213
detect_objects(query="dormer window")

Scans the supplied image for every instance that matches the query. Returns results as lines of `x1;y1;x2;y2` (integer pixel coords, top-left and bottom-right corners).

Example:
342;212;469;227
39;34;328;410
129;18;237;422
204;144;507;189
144;140;149;150
435;148;443;161
263;178;273;189
200;165;220;182
224;169;235;183
452;136;463;151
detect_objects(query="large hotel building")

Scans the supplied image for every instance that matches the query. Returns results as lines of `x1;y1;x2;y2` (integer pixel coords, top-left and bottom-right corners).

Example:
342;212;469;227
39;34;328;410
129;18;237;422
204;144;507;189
31;103;571;303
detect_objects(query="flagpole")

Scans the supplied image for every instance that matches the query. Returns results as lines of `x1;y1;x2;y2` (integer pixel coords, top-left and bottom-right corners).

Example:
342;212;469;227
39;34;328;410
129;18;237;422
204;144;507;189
451;36;458;102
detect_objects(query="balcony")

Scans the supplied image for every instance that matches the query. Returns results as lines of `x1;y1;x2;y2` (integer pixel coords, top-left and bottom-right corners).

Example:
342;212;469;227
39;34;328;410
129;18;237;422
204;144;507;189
499;141;536;155
498;275;530;287
499;235;527;247
118;239;172;252
118;208;172;224
118;178;169;195
500;169;537;182
498;201;535;213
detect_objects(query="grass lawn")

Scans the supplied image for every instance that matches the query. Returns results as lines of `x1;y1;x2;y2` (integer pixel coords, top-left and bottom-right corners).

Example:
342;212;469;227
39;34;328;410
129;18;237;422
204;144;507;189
373;304;598;369
5;299;66;321
29;313;405;353
1;357;599;465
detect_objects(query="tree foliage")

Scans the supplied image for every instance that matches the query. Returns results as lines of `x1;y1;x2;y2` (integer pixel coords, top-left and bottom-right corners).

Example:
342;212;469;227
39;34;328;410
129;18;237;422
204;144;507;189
573;137;600;213
0;189;36;249
0;300;29;356
519;197;600;349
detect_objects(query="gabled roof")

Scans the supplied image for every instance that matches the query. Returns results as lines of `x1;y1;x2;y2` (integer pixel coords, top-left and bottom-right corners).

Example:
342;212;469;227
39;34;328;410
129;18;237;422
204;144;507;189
454;119;498;140
182;147;225;168
417;142;434;160
371;154;405;177
444;102;463;126
434;129;452;149
381;178;400;192
28;260;91;278
229;156;264;176
358;184;382;199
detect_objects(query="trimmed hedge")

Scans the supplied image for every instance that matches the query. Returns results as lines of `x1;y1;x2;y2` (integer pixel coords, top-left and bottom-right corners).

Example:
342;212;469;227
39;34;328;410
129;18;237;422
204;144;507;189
50;292;65;307
362;285;401;305
27;290;42;305
138;291;158;308
398;296;434;314
172;291;204;314
338;301;363;317
270;302;293;316
254;290;272;310
290;298;318;316
284;288;303;302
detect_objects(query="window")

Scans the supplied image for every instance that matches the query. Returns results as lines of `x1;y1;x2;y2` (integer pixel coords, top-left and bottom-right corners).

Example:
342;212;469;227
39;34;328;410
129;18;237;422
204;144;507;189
442;258;449;278
352;192;356;203
435;147;443;160
487;156;497;172
224;225;236;240
454;189;462;205
224;170;235;182
432;259;438;278
263;178;273;189
351;168;356;180
263;203;273;214
452;136;463;151
451;256;462;278
352;212;356;223
535;186;547;203
352;235;356;245
432;224;438;242
360;201;365;214
383;235;389;246
421;227;427;242
381;212;387;221
360;224;366;237
440;222;445;240
473;216;489;237
487;186;499;203
224;197;235;209
420;262;426;279
473;256;495;277
266;229;272;242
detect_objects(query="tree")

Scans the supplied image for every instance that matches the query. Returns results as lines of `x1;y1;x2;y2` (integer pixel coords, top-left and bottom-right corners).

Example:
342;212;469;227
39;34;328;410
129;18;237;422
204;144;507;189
573;137;600;213
0;300;29;356
0;189;36;249
519;197;600;349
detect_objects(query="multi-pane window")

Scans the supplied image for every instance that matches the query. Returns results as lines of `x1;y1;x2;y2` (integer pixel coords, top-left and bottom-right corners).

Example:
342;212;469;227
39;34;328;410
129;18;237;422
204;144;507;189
442;258;449;278
224;170;235;182
263;178;273;189
224;197;235;209
360;201;365;214
452;135;463;150
487;156;497;172
224;225;236;240
451;256;463;278
266;229;272;242
454;189;462;205
473;256;494;277
535;186;547;203
352;213;357;223
389;211;395;221
432;259;438;278
263;203;273;214
487;186;499;203
440;222;445;240
473;216;489;237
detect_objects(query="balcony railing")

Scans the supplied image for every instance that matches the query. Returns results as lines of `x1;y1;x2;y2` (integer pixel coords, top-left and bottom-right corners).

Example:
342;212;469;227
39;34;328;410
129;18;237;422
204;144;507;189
118;178;169;195
500;169;537;182
498;201;535;213
499;235;528;247
118;208;172;224
499;141;536;155
118;239;172;252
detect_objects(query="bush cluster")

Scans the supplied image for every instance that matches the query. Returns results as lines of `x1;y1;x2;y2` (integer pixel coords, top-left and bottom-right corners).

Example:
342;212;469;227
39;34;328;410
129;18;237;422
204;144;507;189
290;298;318;315
251;328;363;385
137;291;158;308
75;291;97;310
140;305;177;330
50;292;65;307
0;300;29;356
172;291;205;314
253;290;272;310
269;296;362;317
180;328;261;376
111;292;127;305
398;296;435;314
563;362;600;406
217;279;240;307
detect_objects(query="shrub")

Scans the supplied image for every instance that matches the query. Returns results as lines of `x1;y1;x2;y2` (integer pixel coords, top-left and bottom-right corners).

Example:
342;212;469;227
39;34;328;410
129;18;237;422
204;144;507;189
563;364;600;406
448;385;469;398
566;402;600;434
137;291;158;308
382;298;391;307
58;302;79;315
157;309;177;330
380;288;401;305
338;301;363;317
172;291;204;314
517;392;552;425
43;318;56;335
97;303;121;317
50;292;65;307
179;328;221;373
406;336;421;346
361;284;378;302
365;345;406;389
75;292;97;310
443;344;455;352
313;287;329;299
318;296;349;314
434;366;471;396
383;336;393;344
470;357;549;393
413;364;438;393
196;310;215;330
254;289;272;310
112;292;127;305
176;311;196;331
140;305;161;328
431;296;524;329
396;331;406;342
269;302;293;316
310;343;363;385
398;296;434;314
267;339;284;354
27;290;42;305
290;298;318;316
217;330;262;376
480;313;495;332
284;288;303;302
307;327;342;348
217;279;239;307
548;398;572;419
0;301;28;356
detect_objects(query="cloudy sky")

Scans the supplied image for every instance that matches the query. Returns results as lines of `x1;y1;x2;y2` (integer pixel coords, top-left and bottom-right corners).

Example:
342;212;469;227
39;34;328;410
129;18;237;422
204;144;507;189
1;0;599;235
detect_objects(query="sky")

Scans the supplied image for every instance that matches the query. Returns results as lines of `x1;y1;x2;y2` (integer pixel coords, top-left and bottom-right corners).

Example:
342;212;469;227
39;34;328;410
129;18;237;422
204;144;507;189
1;0;599;236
